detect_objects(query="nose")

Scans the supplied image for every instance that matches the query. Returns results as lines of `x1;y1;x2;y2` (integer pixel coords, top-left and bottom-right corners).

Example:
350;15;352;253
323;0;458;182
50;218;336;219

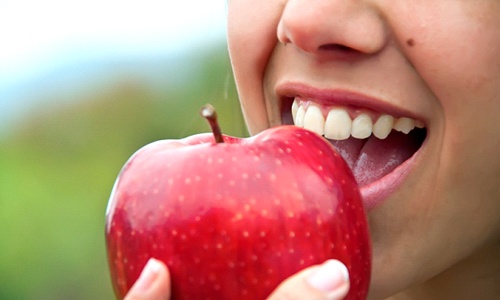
277;0;388;57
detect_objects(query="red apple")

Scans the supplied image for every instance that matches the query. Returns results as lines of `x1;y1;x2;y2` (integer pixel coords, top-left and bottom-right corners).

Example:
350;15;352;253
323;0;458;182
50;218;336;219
105;104;371;299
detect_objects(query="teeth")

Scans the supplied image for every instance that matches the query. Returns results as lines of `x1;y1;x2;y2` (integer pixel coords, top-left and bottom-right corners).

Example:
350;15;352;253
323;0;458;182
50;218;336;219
393;117;415;134
291;99;424;140
351;113;373;139
324;108;351;140
295;104;306;127
373;115;394;139
303;104;325;136
415;119;425;128
291;100;299;124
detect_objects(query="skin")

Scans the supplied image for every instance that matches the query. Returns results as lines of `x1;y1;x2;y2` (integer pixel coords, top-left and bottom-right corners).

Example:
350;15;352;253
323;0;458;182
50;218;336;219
126;1;500;299
227;0;500;299
124;259;171;300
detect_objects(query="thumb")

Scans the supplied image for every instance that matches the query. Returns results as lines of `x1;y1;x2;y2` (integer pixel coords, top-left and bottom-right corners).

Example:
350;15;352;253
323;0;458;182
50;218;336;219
267;259;350;300
124;258;171;300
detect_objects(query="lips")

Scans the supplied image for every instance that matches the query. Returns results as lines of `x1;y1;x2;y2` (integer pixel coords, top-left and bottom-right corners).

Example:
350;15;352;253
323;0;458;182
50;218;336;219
278;85;427;210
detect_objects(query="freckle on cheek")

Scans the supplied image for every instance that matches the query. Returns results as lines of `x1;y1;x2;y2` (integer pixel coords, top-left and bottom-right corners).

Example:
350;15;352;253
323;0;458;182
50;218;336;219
406;38;415;47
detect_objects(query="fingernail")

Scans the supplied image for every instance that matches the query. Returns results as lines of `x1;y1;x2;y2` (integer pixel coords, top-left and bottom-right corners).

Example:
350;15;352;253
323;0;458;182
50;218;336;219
133;258;162;292
307;259;349;292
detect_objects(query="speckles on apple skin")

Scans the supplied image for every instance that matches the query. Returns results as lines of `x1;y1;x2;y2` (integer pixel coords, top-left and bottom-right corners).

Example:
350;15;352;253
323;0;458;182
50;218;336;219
106;127;369;300
231;213;243;222
157;208;343;295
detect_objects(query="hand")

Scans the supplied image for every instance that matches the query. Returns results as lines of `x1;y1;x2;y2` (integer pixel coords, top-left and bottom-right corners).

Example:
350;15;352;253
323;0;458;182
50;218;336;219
267;259;350;300
124;258;171;300
123;258;349;300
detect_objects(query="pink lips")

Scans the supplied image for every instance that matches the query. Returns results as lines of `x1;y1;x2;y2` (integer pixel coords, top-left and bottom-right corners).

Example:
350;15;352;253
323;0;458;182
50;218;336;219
276;82;424;120
276;82;427;211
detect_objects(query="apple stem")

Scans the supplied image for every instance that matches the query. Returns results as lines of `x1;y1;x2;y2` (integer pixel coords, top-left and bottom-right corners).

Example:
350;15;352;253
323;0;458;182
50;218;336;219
200;104;224;143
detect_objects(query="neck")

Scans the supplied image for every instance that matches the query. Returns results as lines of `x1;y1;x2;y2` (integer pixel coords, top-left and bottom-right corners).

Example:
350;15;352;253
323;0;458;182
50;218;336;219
390;240;500;300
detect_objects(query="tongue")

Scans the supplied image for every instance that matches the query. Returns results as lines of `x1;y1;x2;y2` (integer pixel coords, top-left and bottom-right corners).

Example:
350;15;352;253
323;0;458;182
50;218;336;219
329;131;422;187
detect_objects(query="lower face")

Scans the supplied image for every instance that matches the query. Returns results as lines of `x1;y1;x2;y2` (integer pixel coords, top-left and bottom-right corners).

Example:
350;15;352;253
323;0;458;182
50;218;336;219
227;0;500;298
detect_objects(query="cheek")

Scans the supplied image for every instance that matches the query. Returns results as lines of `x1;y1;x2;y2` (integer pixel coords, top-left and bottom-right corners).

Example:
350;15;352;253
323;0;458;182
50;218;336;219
387;2;500;173
227;1;284;134
418;6;500;230
390;2;500;107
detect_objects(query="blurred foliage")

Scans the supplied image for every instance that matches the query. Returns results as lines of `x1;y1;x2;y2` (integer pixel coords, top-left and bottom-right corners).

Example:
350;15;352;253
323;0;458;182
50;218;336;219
0;43;246;299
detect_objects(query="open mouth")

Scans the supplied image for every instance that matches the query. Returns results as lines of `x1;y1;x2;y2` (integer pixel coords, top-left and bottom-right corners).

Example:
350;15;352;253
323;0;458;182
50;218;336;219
282;97;427;189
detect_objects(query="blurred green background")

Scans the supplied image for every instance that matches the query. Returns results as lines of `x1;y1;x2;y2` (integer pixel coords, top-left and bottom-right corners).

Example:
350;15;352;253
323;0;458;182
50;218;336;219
0;32;247;300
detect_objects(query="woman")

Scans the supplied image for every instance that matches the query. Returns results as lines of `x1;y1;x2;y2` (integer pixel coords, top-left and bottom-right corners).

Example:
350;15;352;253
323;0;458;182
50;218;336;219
125;1;500;299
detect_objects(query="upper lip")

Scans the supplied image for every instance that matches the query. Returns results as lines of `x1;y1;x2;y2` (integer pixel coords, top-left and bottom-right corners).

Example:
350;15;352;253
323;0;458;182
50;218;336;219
276;81;425;122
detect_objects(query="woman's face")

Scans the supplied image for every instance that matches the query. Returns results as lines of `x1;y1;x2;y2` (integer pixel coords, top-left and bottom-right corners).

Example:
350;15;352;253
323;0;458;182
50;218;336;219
227;1;500;298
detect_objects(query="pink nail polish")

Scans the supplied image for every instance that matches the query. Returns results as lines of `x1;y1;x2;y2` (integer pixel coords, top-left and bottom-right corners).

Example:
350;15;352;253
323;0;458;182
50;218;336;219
307;259;350;292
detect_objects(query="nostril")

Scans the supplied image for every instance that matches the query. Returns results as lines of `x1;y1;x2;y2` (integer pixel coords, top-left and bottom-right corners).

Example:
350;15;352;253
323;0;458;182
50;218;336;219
319;44;356;53
317;43;367;60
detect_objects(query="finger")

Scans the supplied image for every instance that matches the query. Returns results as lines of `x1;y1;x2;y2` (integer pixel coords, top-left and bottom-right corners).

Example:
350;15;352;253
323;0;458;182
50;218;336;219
124;258;171;300
267;259;350;300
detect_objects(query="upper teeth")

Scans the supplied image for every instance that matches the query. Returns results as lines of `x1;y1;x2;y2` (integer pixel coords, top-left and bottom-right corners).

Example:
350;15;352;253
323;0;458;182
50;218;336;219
291;99;424;140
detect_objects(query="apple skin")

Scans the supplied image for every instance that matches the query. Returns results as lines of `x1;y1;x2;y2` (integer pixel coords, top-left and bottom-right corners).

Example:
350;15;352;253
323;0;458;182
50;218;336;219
105;125;371;299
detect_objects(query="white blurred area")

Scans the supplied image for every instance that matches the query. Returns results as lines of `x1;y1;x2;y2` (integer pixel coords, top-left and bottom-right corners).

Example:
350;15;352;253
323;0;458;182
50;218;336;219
0;0;227;131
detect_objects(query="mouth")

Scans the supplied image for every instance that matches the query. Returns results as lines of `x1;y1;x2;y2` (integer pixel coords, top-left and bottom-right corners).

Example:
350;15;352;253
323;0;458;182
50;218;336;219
279;89;428;210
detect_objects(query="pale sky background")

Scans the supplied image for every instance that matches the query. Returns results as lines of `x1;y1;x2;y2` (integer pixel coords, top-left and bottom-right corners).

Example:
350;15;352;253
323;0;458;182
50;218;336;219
0;0;227;131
